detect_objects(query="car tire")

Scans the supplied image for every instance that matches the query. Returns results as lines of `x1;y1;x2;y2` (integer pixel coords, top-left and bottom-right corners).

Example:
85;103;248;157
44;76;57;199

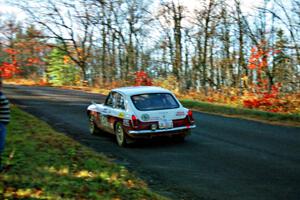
115;122;127;147
89;114;100;135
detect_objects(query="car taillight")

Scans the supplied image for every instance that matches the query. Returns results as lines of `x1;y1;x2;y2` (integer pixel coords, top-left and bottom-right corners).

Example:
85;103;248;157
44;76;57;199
131;115;139;128
187;110;194;123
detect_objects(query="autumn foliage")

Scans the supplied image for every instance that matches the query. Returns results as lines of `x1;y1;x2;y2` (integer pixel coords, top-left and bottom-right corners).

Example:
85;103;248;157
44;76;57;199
0;48;20;78
168;41;300;114
0;26;47;79
134;71;152;86
2;37;299;114
241;41;294;113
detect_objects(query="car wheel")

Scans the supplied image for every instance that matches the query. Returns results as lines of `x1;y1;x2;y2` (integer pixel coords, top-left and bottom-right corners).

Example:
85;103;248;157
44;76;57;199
115;122;127;147
89;114;99;135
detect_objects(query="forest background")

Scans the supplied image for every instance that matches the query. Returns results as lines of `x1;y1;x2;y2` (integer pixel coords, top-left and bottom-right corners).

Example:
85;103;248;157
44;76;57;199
0;0;299;115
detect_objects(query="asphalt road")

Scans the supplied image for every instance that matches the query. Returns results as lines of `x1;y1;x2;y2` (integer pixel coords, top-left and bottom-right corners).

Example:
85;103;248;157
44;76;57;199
4;84;300;200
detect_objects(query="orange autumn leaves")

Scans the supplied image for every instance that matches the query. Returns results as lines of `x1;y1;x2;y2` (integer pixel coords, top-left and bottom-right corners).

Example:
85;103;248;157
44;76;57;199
0;48;20;78
242;41;294;113
0;32;46;78
248;41;281;70
134;71;152;86
2;39;298;114
241;83;293;113
1;46;45;78
135;41;299;114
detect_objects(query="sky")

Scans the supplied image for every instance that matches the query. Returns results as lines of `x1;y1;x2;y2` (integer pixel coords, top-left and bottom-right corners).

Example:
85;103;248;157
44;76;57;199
0;0;267;49
0;0;264;22
160;0;263;13
0;0;26;20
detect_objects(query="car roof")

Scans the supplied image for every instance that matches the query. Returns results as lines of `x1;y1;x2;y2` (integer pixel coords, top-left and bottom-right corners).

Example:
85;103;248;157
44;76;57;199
112;86;172;96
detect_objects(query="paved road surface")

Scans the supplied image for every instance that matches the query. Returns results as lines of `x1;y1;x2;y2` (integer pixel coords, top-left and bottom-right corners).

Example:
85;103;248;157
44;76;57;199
5;85;300;200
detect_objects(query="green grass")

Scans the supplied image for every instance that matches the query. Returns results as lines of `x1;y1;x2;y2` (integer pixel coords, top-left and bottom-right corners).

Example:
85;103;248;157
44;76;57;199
180;99;300;125
0;106;167;200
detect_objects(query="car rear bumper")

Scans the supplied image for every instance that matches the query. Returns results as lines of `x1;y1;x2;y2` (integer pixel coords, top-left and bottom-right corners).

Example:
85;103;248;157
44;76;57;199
127;125;196;138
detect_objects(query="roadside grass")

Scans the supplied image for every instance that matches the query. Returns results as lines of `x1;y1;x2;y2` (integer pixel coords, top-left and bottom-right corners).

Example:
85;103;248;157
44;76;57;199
181;99;300;126
0;106;167;200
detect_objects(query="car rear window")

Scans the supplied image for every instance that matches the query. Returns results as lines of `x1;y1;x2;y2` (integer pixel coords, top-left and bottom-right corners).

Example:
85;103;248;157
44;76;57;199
131;93;179;111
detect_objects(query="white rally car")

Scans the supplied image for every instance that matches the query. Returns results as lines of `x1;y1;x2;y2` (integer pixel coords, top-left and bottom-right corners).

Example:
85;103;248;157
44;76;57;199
87;86;196;146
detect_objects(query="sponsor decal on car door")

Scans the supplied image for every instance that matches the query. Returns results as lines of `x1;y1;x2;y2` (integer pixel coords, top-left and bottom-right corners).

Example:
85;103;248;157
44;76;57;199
98;106;109;130
100;91;114;132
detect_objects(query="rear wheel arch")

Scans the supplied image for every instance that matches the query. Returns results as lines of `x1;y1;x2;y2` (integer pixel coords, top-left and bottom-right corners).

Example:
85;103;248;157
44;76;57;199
87;110;91;117
114;119;123;131
115;121;128;147
88;111;100;135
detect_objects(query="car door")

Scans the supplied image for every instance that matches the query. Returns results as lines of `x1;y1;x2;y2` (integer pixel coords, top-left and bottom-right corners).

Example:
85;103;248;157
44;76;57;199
111;92;126;119
100;91;127;134
99;92;115;133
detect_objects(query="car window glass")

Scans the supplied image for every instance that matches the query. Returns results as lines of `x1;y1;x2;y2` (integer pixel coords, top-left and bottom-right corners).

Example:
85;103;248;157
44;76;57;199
115;93;125;110
105;92;114;107
131;93;179;111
